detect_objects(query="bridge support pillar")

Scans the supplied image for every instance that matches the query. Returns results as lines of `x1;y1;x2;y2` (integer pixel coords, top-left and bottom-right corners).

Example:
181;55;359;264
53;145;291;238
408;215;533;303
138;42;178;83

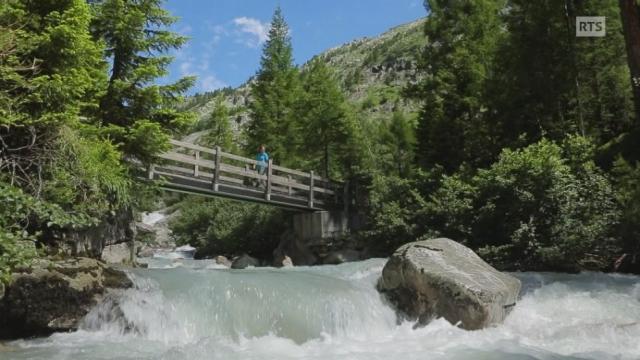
292;210;348;245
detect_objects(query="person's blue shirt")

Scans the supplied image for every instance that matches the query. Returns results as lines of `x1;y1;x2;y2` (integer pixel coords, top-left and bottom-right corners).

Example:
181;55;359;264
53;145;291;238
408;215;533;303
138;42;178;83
256;152;269;166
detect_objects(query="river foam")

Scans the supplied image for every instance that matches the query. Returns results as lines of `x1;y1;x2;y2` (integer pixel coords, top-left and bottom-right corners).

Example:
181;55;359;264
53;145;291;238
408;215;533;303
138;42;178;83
3;259;640;360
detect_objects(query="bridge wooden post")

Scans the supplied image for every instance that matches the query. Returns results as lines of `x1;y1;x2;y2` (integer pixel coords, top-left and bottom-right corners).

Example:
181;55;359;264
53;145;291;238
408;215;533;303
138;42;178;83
148;164;155;180
265;158;273;201
213;146;221;191
308;171;315;208
287;175;292;196
194;151;200;177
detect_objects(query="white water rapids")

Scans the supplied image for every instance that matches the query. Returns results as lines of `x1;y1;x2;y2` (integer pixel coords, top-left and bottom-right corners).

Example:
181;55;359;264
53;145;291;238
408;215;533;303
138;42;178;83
2;258;640;360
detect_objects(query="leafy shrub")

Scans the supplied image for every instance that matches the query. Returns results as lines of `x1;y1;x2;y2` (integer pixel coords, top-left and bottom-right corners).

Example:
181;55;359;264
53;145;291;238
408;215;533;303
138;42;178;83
366;137;620;271
0;182;94;282
612;157;640;253
44;127;132;217
435;137;619;270
170;197;289;259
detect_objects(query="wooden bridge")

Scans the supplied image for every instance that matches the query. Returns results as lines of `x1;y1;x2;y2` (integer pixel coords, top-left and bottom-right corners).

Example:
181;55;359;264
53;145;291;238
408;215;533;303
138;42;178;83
147;139;347;211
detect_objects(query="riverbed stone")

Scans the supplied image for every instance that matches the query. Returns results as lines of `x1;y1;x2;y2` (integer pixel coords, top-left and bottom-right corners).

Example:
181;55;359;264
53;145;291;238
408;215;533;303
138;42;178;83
231;254;260;269
0;257;132;339
323;249;361;265
137;245;155;258
65;208;136;258
377;238;521;330
274;230;317;266
281;255;294;267
215;255;232;267
101;243;131;264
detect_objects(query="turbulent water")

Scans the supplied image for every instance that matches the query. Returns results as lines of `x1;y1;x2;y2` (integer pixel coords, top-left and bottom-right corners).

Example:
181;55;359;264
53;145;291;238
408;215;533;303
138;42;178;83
3;258;640;360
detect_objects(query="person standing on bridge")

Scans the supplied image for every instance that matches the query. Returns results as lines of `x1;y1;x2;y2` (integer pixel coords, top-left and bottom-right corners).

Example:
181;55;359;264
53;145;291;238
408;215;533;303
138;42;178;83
254;144;269;187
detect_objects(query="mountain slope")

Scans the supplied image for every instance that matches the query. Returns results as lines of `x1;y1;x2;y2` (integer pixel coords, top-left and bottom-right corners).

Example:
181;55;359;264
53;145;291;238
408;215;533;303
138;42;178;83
182;17;426;143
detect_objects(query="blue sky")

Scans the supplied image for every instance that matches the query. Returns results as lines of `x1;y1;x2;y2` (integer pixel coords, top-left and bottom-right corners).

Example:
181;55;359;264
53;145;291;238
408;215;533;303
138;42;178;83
163;0;426;94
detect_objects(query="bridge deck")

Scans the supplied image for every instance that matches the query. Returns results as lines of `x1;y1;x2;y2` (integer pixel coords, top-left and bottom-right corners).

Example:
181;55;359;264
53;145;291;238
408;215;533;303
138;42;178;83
148;139;345;211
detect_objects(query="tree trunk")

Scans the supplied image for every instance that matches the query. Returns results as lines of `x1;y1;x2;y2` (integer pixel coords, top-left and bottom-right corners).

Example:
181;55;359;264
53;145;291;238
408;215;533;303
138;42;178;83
324;144;329;179
620;0;640;125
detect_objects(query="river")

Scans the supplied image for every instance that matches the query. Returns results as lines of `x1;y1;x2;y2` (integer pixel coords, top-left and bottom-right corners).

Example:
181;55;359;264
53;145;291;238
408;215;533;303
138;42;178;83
2;258;640;360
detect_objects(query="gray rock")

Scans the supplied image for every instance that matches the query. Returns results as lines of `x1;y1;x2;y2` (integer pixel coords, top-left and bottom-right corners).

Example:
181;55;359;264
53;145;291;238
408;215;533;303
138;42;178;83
273;230;317;266
65;208;136;257
378;238;521;330
323;249;361;265
137;245;155;258
281;255;294;267
231;254;260;269
214;255;232;267
0;257;132;339
101;243;131;264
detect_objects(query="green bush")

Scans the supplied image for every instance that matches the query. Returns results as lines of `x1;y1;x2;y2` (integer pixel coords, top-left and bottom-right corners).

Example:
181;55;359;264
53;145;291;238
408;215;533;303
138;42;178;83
365;174;423;253
44;127;132;217
0;182;94;282
468;137;620;271
169;197;289;259
366;137;620;271
612;157;640;253
425;137;619;270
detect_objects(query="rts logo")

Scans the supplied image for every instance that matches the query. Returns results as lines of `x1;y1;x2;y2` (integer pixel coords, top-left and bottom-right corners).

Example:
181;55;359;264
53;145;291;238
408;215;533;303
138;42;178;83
576;16;606;37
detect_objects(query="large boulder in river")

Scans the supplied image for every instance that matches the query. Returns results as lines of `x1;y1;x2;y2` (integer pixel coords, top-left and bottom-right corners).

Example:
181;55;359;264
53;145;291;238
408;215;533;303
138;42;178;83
377;238;521;330
323;249;361;265
231;254;260;269
101;243;131;264
0;257;132;339
215;255;232;267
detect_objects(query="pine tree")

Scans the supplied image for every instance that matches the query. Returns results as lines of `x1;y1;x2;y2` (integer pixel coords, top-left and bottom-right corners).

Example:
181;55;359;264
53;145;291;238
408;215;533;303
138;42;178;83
298;57;354;178
620;0;640;125
488;0;632;147
415;0;503;173
247;6;300;165
202;96;235;152
0;0;107;189
382;112;416;177
92;0;195;161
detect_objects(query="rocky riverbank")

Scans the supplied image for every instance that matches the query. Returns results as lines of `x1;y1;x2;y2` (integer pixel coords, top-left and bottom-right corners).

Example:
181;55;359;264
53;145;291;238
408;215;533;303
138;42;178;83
0;257;132;339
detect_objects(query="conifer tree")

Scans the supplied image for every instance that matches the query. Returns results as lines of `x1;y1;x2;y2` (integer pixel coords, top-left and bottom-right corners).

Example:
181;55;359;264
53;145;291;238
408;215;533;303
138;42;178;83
298;57;354;178
0;0;107;189
203;96;235;152
247;7;300;165
92;0;195;161
415;0;503;173
489;0;632;147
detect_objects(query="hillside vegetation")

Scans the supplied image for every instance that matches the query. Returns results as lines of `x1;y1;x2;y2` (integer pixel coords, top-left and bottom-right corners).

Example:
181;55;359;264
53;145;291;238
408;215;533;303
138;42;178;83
181;18;426;144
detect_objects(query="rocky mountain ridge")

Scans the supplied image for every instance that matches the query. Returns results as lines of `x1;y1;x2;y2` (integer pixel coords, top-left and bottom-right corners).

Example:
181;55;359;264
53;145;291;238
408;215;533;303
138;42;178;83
182;17;427;143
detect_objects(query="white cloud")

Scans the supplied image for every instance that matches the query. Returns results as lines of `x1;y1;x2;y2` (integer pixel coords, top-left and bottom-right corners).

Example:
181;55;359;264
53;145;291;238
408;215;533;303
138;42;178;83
232;16;269;48
200;75;227;91
179;61;193;76
178;25;193;35
198;56;210;72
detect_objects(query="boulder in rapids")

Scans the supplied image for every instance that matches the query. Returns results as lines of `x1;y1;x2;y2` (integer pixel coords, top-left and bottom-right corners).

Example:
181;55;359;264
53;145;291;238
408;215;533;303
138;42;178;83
281;255;294;267
231;254;260;269
322;249;361;265
215;255;232;267
101;243;131;264
0;257;132;339
377;238;521;330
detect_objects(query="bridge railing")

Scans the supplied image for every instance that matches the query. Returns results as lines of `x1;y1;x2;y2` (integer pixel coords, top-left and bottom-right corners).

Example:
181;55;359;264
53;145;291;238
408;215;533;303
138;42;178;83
148;139;345;209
